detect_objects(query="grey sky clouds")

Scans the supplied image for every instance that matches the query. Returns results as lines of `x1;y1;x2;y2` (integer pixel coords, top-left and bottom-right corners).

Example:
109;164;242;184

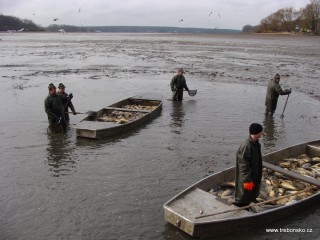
0;0;311;29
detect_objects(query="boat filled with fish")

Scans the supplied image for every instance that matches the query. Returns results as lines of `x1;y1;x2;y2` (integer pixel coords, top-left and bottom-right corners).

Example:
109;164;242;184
75;94;162;139
163;140;320;238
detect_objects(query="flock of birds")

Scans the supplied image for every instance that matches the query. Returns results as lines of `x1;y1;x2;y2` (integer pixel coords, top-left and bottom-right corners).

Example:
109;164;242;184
178;10;221;29
5;8;222;34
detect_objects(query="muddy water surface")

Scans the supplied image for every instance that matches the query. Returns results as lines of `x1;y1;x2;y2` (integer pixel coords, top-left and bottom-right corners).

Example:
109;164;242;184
0;33;320;240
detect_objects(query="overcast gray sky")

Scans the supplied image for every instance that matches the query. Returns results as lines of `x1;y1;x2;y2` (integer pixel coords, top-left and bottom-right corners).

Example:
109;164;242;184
0;0;311;30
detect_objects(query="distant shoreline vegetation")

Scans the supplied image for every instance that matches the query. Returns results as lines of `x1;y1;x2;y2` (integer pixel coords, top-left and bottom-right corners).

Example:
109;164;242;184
0;14;240;34
242;1;320;35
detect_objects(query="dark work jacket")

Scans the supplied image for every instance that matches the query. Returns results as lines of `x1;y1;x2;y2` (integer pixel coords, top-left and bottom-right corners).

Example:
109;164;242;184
170;74;188;91
265;79;290;112
57;92;76;121
44;93;65;124
235;137;262;204
170;74;189;101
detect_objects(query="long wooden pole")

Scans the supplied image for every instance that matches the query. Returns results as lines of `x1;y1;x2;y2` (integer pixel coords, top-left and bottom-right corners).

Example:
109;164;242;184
280;93;290;118
195;187;314;219
262;161;320;187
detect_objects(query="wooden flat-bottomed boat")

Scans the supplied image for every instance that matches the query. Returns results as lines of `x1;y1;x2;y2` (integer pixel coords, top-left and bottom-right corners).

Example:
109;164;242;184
75;94;162;139
163;140;320;238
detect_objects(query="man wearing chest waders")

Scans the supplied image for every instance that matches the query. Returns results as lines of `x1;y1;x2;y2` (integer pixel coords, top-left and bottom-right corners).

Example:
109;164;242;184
235;123;263;207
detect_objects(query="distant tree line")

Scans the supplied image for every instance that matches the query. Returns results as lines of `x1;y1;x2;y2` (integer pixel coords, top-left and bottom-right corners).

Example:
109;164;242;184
0;14;44;31
242;0;320;34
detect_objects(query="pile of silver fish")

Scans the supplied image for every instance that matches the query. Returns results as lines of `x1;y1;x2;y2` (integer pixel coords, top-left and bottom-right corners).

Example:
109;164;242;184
122;104;157;111
98;110;145;124
209;154;320;212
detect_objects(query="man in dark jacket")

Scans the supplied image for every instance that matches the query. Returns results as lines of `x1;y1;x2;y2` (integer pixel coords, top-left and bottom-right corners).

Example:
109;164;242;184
265;74;291;116
44;83;66;132
57;83;77;124
235;123;263;207
170;68;189;101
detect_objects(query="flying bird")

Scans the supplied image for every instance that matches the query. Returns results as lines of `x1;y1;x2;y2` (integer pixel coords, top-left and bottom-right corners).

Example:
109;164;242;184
78;8;81;13
53;18;59;21
179;19;184;22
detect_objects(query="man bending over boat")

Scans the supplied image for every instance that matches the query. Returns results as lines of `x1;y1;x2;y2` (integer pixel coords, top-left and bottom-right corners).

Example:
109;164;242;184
235;123;263;207
170;68;189;101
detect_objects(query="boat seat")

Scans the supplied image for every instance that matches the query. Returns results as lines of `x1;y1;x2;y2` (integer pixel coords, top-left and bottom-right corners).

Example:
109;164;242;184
307;144;320;157
75;120;119;130
168;188;252;222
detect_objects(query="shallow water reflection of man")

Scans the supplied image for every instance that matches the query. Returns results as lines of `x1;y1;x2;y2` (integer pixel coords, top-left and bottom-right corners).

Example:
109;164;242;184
46;133;75;177
170;102;185;134
263;116;277;149
262;115;287;151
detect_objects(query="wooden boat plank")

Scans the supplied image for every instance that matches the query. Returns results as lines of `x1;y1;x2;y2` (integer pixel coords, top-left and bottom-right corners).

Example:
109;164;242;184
75;121;118;130
168;188;252;222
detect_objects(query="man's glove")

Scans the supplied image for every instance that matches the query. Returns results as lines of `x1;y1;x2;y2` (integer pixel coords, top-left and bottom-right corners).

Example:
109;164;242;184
68;93;73;100
73;111;77;115
286;89;292;94
243;182;254;191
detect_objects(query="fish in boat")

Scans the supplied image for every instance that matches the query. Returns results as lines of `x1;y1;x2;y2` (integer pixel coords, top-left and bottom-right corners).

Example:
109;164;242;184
74;94;162;139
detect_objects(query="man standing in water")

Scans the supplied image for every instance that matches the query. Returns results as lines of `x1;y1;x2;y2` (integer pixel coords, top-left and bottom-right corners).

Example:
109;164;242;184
44;83;66;132
265;74;291;116
235;123;263;207
170;68;189;101
57;83;77;124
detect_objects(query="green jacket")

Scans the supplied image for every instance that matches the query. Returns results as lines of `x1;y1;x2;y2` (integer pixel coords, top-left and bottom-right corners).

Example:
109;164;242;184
235;137;262;204
170;74;189;91
44;93;65;124
265;79;290;112
57;92;76;121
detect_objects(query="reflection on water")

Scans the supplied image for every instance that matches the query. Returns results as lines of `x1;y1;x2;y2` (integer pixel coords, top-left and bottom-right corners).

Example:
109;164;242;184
46;131;76;177
262;116;287;151
170;102;185;134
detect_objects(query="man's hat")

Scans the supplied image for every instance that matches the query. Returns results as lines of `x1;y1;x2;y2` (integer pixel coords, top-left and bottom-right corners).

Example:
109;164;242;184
178;68;185;73
274;74;280;80
249;123;263;134
48;83;56;89
58;83;65;88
